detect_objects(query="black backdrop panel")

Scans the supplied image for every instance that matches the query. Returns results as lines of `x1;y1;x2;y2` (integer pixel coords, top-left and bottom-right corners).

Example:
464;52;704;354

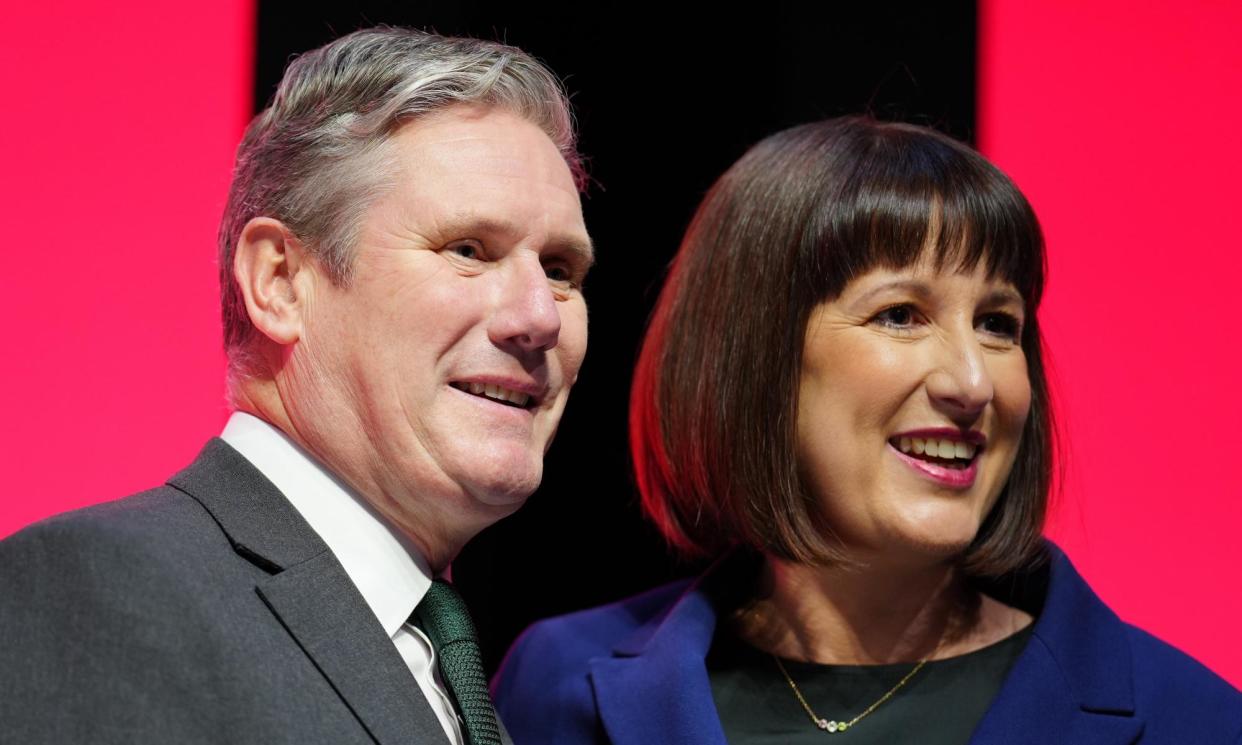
255;0;977;672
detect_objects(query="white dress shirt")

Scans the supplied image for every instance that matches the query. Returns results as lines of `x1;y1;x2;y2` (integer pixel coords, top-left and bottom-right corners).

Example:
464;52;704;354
221;412;465;745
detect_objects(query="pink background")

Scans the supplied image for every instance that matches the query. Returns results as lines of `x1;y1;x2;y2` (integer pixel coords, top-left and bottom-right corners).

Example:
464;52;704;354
980;0;1242;685
3;1;1238;686
0;1;250;530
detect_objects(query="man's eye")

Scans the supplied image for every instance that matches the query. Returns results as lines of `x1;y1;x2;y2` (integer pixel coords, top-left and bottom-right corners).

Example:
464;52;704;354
452;243;480;260
545;265;571;283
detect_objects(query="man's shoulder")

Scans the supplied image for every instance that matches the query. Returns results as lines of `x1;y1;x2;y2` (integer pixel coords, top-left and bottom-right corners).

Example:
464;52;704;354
0;473;375;744
1;486;235;683
0;483;252;638
2;438;268;577
2;484;223;570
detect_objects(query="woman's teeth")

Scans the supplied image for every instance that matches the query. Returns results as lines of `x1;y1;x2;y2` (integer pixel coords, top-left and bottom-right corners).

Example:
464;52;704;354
896;437;977;462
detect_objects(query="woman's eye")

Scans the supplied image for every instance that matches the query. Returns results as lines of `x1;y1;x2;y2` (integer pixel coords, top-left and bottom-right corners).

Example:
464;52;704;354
978;313;1021;341
872;304;918;329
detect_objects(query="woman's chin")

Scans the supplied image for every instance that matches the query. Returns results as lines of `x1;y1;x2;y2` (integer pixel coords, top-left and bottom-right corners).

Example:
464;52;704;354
853;521;981;568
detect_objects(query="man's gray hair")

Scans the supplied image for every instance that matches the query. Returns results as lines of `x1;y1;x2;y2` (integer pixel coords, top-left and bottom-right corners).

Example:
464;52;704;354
218;27;583;379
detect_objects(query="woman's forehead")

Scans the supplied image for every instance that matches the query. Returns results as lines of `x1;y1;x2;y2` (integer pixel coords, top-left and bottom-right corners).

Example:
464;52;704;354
835;240;1028;295
839;260;1023;300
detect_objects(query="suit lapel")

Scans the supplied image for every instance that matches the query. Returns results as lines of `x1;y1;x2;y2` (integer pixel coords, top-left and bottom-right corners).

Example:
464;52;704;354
257;552;448;745
969;545;1144;744
169;439;448;745
589;573;729;745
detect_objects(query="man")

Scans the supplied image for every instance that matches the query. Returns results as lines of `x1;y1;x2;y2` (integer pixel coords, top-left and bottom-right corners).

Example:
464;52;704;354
0;28;591;745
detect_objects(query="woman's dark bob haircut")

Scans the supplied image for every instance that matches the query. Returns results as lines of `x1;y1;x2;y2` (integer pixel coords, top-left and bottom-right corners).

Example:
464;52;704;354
630;117;1052;578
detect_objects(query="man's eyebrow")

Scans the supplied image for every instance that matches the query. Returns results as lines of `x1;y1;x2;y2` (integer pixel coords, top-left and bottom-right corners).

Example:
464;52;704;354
442;215;594;266
560;235;596;270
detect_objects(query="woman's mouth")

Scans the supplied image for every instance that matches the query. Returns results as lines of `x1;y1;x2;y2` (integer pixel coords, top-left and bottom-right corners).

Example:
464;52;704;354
891;436;978;470
887;434;982;488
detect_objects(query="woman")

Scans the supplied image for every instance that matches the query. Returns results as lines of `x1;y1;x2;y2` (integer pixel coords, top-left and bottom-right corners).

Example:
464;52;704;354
491;118;1242;744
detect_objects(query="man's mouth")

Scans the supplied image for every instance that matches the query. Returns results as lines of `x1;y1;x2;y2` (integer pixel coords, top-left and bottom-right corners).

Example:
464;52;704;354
889;436;979;470
450;381;534;409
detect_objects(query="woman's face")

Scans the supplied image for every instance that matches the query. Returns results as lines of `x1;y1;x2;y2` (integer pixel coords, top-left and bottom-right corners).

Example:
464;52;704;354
796;257;1031;566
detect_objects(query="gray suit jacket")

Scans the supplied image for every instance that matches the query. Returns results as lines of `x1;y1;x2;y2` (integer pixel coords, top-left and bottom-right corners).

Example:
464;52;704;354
1;439;501;744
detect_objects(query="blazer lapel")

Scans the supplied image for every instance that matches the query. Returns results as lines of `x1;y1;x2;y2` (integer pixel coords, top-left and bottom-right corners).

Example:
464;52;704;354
589;542;1147;745
589;574;729;745
257;552;448;745
969;545;1144;745
169;439;448;745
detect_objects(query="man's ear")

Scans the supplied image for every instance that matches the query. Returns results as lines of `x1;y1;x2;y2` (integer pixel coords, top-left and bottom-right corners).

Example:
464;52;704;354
233;217;312;346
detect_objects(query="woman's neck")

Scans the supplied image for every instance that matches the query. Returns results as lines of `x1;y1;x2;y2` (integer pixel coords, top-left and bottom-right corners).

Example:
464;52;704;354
733;554;1030;665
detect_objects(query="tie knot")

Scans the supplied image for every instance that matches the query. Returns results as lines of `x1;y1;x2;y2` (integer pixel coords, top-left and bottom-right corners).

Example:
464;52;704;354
414;579;477;650
410;579;502;745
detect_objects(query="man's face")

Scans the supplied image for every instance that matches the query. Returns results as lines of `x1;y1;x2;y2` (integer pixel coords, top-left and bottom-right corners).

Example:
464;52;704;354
288;105;590;548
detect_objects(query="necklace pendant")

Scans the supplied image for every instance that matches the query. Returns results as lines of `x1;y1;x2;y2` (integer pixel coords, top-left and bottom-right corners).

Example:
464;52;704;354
775;653;927;737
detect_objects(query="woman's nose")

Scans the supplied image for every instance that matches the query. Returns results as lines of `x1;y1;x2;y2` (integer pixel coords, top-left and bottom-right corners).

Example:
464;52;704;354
925;331;994;421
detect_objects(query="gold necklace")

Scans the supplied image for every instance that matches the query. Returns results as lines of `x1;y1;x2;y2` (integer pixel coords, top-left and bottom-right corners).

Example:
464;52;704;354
772;654;928;734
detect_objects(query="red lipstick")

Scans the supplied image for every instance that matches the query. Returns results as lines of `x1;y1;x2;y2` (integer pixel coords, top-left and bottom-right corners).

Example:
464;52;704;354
886;428;985;489
889;444;979;488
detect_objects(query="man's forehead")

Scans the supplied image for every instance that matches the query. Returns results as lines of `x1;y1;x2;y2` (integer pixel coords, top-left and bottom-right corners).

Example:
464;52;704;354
393;106;574;183
385;114;581;208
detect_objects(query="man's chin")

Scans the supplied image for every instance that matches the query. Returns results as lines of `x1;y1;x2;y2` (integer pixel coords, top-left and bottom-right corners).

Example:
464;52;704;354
461;464;543;509
432;434;548;509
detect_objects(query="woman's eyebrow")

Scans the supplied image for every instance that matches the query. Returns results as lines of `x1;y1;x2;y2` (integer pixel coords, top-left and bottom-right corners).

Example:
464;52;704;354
847;281;1025;316
981;287;1025;307
851;280;933;306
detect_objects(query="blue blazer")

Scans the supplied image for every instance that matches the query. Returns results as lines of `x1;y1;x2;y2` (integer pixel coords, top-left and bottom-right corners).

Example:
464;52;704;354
493;545;1242;744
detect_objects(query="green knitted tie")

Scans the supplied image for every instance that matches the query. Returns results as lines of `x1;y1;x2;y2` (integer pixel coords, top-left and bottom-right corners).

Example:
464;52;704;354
412;579;501;745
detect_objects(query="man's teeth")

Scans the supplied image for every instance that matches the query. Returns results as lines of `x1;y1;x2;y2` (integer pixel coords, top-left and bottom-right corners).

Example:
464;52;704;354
897;437;977;461
463;381;531;407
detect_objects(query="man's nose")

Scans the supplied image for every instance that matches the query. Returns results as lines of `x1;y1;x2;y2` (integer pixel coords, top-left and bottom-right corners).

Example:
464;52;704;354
488;253;561;353
925;328;994;422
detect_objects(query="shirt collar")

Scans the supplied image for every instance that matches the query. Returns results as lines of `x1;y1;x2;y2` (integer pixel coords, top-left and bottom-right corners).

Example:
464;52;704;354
221;411;432;638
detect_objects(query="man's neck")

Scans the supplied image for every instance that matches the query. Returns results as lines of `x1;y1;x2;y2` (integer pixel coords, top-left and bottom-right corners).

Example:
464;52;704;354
228;378;472;572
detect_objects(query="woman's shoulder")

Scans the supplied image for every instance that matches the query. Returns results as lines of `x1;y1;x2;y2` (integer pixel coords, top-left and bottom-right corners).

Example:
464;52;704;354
1032;545;1242;741
496;577;695;680
492;577;699;745
1124;622;1239;691
1120;623;1242;737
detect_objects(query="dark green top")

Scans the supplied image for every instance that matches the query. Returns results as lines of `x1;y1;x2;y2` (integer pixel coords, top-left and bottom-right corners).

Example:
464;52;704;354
707;624;1033;745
